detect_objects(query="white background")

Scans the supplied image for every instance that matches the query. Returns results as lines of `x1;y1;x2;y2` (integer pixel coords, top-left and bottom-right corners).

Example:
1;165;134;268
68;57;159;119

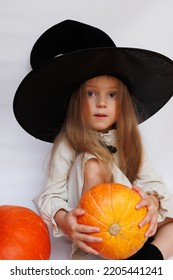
0;0;173;260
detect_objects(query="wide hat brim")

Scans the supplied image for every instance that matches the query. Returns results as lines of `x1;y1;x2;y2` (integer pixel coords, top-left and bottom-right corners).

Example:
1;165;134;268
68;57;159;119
13;29;173;143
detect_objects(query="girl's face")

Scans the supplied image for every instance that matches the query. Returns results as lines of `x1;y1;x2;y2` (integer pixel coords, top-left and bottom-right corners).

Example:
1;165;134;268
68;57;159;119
82;75;121;132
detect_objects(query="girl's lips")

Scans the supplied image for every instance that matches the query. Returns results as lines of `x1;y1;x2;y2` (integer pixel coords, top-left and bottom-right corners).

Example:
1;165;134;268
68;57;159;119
94;114;108;120
94;114;107;117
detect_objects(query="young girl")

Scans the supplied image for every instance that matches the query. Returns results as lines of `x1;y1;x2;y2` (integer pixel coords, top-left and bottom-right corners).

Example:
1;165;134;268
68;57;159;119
13;20;173;260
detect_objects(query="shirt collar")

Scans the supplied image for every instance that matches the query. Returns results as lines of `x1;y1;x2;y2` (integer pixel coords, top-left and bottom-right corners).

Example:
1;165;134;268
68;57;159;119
97;129;116;147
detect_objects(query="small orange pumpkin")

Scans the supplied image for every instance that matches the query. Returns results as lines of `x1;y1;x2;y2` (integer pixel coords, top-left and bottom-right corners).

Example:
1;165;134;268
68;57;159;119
0;205;51;260
77;183;149;259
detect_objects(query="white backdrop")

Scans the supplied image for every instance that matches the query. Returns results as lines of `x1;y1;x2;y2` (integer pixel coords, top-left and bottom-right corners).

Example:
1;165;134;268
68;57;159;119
0;0;173;260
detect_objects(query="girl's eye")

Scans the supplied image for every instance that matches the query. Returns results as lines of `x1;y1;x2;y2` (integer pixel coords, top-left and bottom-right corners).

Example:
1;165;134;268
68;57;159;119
87;91;95;97
109;92;117;98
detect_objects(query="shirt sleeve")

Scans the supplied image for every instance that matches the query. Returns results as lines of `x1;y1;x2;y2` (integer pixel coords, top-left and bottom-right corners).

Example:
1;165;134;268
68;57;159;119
134;151;173;222
36;138;75;237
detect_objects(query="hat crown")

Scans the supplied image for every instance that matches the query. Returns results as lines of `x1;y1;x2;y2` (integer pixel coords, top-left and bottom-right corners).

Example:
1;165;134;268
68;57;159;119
30;20;116;69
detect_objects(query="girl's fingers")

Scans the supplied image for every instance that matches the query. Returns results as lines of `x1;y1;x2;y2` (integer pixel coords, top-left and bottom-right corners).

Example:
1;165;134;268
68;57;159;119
78;224;100;233
74;232;103;256
133;185;148;201
145;226;157;238
136;199;148;209
139;213;150;228
144;218;158;237
78;232;102;243
71;208;85;216
77;240;100;255
139;213;158;237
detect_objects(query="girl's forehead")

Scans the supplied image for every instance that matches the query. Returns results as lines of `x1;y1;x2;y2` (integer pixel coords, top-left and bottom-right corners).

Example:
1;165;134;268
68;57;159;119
83;75;122;88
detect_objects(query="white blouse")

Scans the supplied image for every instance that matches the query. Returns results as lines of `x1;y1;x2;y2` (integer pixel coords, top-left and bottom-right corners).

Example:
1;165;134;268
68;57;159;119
36;130;173;257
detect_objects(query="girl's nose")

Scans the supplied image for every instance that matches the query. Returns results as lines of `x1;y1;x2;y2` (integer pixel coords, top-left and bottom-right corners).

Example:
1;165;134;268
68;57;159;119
96;96;106;108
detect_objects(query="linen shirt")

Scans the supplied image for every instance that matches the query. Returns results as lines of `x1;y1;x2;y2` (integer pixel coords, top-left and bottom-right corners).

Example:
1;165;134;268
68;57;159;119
36;130;173;258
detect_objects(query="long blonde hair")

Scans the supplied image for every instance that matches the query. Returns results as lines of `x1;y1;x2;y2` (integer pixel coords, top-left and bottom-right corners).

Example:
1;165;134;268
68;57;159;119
51;77;143;184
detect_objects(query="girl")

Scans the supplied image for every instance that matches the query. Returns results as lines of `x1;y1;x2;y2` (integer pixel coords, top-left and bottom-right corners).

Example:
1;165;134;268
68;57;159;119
13;20;173;259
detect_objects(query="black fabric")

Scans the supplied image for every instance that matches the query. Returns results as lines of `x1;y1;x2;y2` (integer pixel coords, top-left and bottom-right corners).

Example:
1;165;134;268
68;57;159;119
13;20;173;142
106;145;117;153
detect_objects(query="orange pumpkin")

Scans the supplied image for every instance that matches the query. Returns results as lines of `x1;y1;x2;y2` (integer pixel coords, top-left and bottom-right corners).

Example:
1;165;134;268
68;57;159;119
0;205;51;260
77;183;149;259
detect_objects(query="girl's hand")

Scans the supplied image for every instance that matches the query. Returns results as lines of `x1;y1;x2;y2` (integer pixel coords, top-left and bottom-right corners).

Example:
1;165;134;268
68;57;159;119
132;185;159;238
54;208;102;255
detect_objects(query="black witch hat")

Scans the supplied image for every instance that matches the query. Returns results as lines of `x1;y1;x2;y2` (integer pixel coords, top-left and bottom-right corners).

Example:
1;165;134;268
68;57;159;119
13;19;173;142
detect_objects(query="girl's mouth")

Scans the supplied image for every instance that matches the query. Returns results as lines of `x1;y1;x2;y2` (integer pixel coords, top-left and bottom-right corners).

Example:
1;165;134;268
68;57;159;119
94;114;107;118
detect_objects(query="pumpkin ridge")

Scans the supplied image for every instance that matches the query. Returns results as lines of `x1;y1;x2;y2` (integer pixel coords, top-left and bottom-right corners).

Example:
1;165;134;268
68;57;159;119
88;188;113;225
112;233;138;259
99;234;121;260
115;189;139;225
121;227;147;237
119;189;135;221
115;221;147;248
110;184;132;224
98;234;112;256
120;209;147;228
83;211;110;228
112;234;121;259
110;184;120;224
108;183;115;223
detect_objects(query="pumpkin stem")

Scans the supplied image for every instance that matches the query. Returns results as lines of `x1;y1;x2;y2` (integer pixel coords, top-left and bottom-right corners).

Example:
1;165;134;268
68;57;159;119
109;223;120;236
